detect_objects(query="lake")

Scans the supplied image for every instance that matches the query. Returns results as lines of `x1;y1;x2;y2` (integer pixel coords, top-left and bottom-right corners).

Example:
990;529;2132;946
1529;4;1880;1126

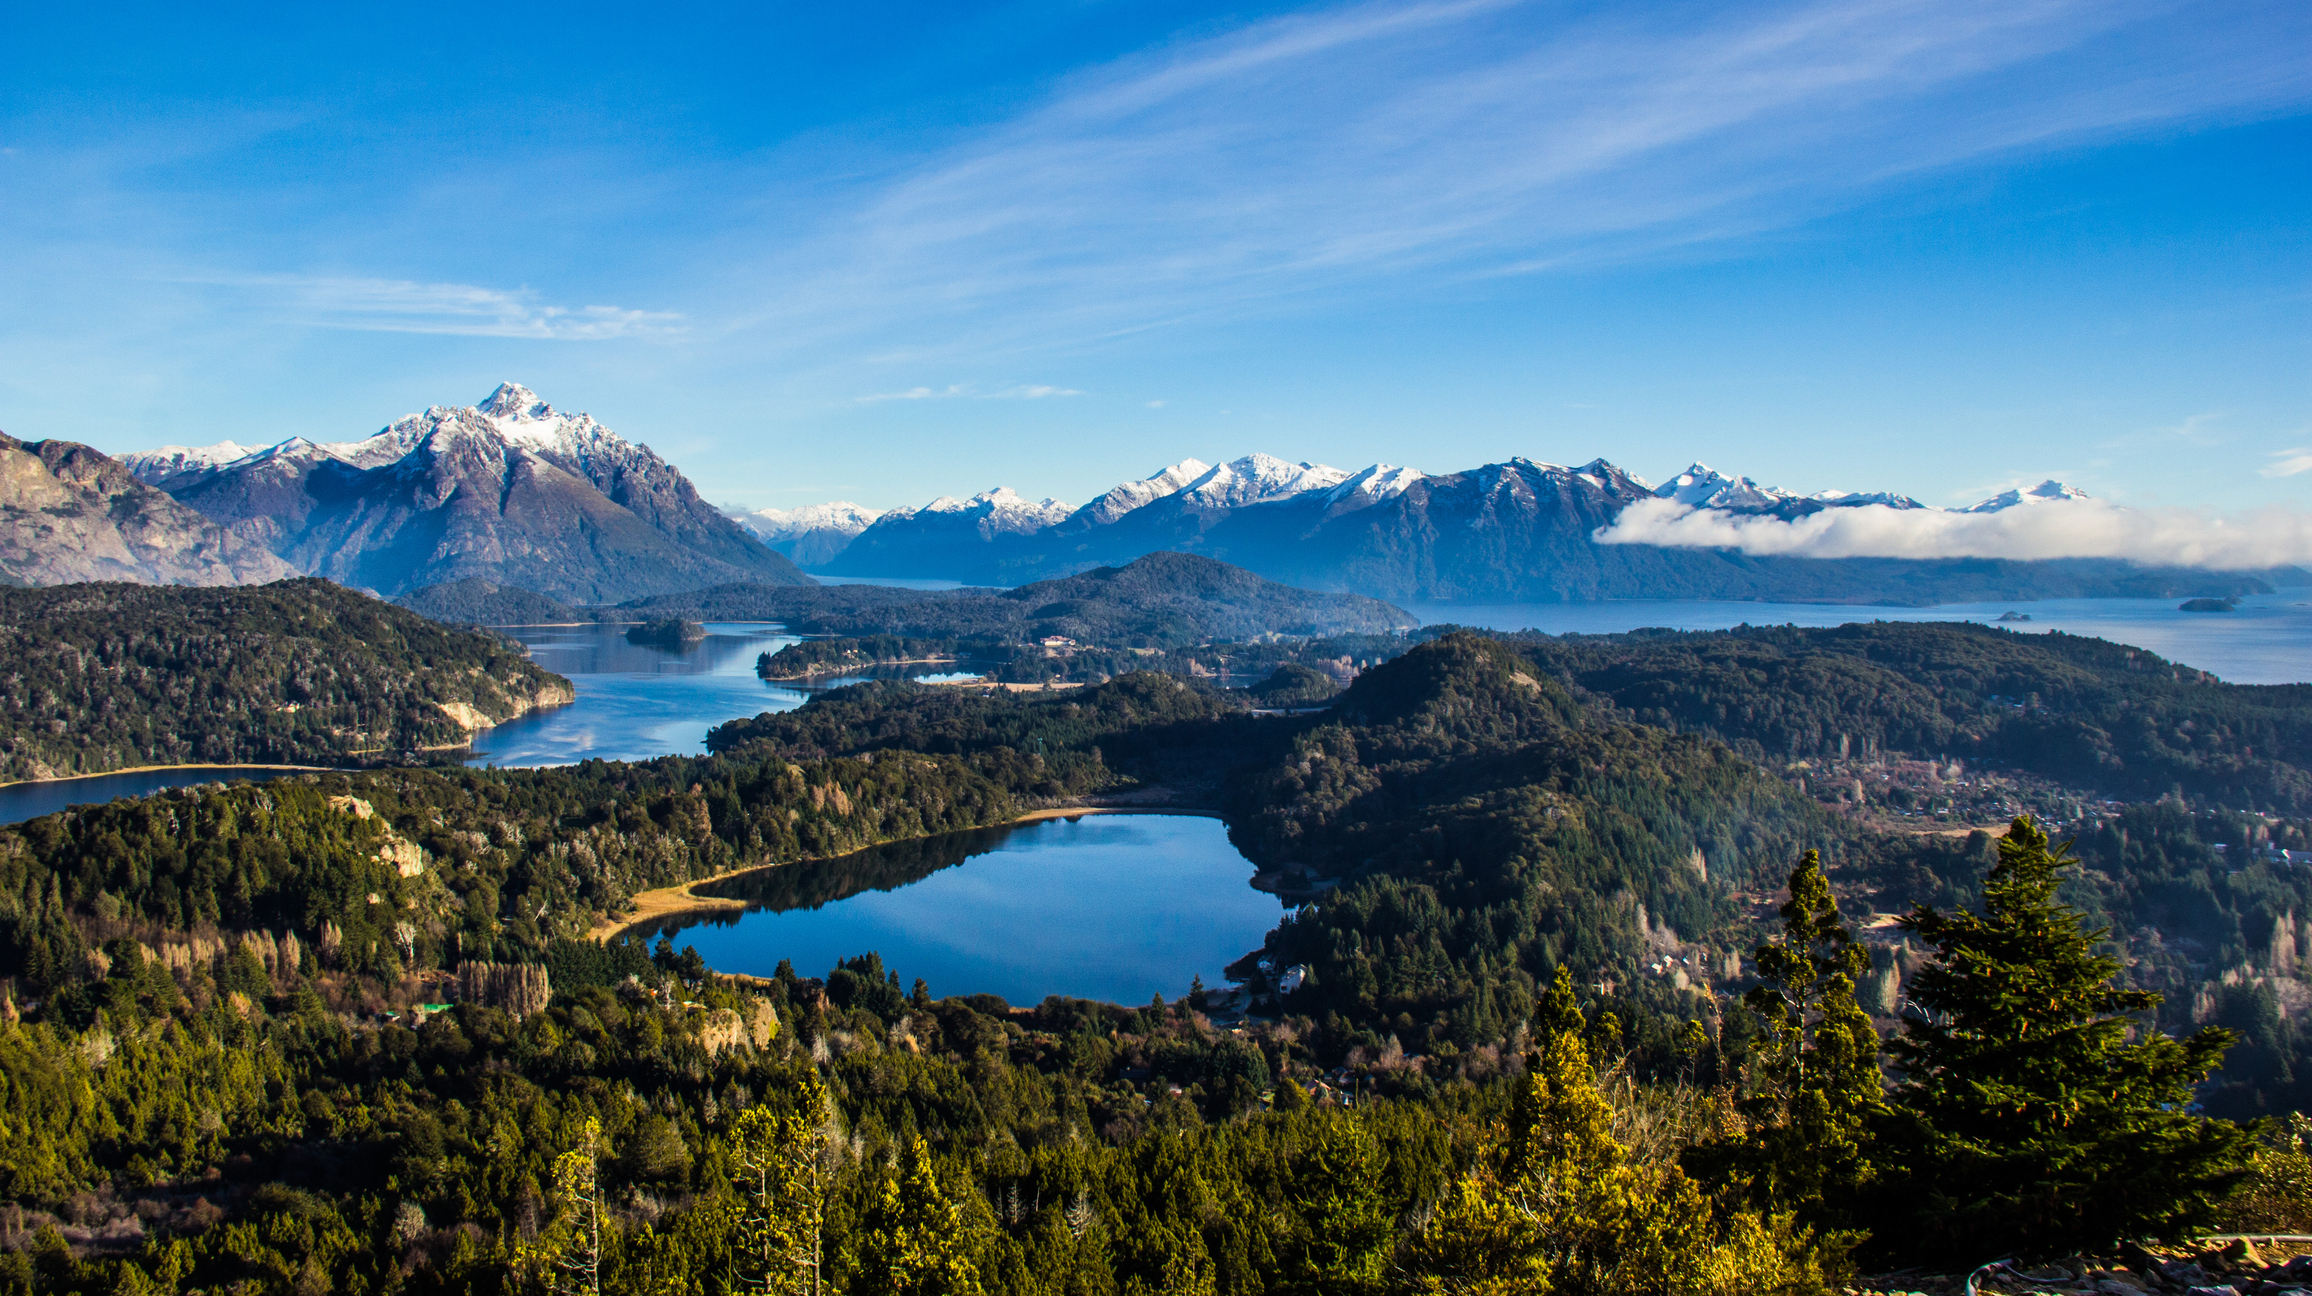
644;813;1285;1006
1408;591;2312;685
465;622;812;767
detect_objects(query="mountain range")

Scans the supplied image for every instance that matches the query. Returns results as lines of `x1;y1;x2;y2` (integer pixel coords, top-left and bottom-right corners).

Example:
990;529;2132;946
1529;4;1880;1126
734;454;2286;603
121;384;808;602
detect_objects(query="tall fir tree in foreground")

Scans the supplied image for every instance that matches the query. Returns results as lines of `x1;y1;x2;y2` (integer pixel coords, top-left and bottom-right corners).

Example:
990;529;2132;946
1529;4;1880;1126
1691;849;1882;1243
1876;817;2252;1262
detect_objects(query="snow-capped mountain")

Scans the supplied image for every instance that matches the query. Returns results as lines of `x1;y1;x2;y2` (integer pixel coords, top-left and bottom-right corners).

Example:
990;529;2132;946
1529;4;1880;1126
727;501;887;567
894;487;1074;539
1652;463;1925;514
1067;459;1212;529
124;383;808;602
1964;480;2092;512
803;451;2219;603
1176;454;1350;512
116;440;258;485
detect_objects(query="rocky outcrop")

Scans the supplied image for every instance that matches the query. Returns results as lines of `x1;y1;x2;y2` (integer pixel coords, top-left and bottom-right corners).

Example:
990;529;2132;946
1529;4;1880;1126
0;432;296;587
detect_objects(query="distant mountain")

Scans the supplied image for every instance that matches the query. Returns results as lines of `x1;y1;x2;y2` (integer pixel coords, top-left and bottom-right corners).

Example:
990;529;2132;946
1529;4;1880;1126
793;454;2287;604
127;384;812;603
825;487;1074;577
725;501;885;566
0;431;296;587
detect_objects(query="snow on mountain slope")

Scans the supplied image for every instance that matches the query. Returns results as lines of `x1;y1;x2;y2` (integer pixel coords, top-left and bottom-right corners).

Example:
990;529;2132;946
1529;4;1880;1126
730;501;885;540
1178;454;1348;511
119;441;256;484
1320;463;1427;511
1964;480;2092;512
892;487;1072;538
1069;458;1212;528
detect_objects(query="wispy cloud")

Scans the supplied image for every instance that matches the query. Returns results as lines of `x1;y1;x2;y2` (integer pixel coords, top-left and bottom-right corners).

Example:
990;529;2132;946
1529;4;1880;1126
854;383;1082;403
2263;448;2312;479
743;0;2310;351
1596;498;2312;570
195;275;684;339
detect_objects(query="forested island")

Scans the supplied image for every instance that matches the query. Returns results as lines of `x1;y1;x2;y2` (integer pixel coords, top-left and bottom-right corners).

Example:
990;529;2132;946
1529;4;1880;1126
0;580;573;783
0;618;2309;1290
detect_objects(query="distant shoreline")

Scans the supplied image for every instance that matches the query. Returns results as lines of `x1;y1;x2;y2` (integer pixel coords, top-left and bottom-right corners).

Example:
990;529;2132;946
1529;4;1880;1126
0;762;345;790
588;803;1220;943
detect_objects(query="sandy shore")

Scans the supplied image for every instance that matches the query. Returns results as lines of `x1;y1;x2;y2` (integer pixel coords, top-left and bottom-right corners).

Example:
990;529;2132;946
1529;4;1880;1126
587;802;1220;943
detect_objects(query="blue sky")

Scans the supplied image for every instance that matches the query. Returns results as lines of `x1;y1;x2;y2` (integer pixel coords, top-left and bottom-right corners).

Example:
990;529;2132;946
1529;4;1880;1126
2;0;2306;517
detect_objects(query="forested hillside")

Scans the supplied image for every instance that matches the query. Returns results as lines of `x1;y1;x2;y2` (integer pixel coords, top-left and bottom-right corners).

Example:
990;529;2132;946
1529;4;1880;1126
1520;622;2312;812
0;631;2304;1288
0;580;573;782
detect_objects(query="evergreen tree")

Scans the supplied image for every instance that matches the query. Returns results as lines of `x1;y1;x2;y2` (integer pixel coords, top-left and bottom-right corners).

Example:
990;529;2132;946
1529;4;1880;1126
733;1070;834;1295
852;1136;986;1296
1876;818;2254;1261
1698;850;1882;1228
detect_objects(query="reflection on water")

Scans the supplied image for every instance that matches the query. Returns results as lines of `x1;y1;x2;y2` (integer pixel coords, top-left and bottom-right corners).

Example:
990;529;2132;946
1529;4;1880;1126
468;623;812;767
652;814;1284;1006
1411;592;2312;685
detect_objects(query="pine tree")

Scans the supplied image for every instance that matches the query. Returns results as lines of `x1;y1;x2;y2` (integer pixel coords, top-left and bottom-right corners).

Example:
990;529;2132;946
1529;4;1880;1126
544;1117;604;1296
1703;849;1883;1225
852;1136;986;1296
733;1070;834;1295
1877;817;2254;1262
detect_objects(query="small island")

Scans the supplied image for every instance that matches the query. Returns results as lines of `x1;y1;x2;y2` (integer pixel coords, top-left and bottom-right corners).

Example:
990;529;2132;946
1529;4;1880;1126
2179;596;2240;613
626;617;707;647
1995;611;2033;622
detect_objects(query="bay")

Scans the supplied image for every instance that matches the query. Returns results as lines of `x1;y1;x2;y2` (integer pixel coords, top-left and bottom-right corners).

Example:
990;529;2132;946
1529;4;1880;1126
649;813;1284;1006
466;622;812;767
1409;591;2312;685
0;766;313;827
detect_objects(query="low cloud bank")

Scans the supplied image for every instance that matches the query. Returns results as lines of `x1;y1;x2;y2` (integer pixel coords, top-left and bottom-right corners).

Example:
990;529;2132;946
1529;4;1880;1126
1594;498;2312;571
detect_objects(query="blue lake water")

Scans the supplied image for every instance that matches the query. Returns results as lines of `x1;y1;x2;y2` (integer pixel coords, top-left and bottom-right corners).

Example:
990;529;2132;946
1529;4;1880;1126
465;623;813;767
1409;591;2312;685
649;813;1284;1006
0;767;307;827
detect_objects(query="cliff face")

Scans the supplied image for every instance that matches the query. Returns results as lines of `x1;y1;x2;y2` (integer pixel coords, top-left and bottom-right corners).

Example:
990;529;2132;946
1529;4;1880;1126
140;384;811;603
0;432;297;588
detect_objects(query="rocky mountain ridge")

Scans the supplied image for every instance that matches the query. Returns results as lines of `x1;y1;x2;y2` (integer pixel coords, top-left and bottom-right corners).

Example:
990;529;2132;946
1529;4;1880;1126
806;452;2282;603
122;384;810;603
0;431;297;587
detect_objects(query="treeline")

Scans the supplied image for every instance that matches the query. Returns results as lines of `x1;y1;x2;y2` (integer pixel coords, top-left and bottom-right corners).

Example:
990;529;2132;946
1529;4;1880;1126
0;580;571;782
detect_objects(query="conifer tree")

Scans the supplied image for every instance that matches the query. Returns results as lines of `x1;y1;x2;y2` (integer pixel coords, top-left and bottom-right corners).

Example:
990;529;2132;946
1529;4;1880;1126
1877;818;2253;1261
546;1117;604;1296
852;1136;986;1296
1706;849;1883;1224
733;1070;834;1295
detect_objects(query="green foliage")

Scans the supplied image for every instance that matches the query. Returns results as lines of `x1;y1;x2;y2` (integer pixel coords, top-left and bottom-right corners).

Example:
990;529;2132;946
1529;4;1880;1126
1522;621;2312;812
0;578;570;780
1693;851;1881;1226
1873;818;2256;1262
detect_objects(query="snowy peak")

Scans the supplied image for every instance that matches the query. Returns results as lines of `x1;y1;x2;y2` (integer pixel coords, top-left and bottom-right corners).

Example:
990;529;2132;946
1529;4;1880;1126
119;441;255;484
1073;458;1213;526
1322;463;1426;510
893;487;1072;538
1653;462;1795;512
1180;454;1348;510
729;501;884;542
478;382;545;420
1965;480;2092;513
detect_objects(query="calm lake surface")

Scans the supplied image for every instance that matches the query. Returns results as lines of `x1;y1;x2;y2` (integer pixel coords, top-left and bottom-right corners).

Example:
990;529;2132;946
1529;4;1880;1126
1409;591;2312;685
466;623;812;767
0;767;304;827
649;814;1285;1006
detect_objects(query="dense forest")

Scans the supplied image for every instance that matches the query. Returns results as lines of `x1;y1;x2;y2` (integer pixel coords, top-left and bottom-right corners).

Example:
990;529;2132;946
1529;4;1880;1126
403;553;1413;646
1;620;2309;1288
0;581;572;783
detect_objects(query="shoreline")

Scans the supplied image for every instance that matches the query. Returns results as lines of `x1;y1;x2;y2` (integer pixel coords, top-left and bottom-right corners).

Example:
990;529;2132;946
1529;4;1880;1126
0;761;348;790
587;803;1221;943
